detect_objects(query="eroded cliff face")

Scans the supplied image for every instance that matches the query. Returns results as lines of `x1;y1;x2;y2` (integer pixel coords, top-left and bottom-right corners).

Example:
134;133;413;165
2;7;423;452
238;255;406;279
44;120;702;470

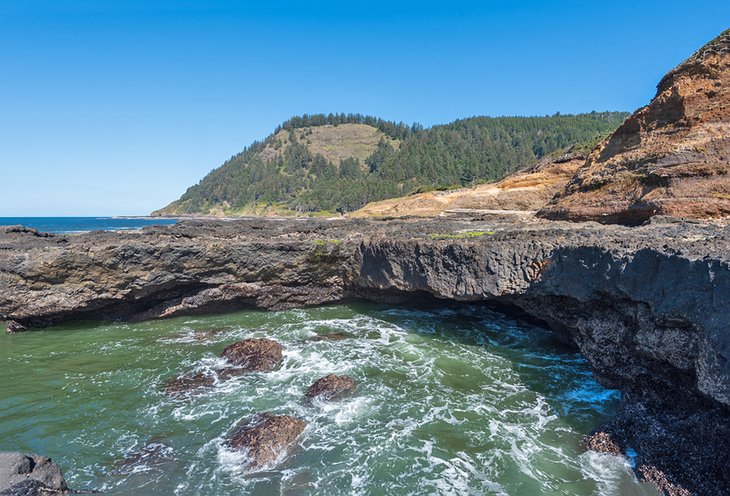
540;29;730;224
1;217;729;494
350;151;586;218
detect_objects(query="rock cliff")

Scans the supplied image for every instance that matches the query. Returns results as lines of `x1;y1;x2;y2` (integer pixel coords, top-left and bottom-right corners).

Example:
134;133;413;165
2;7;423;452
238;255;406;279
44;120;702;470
350;151;586;218
540;30;730;224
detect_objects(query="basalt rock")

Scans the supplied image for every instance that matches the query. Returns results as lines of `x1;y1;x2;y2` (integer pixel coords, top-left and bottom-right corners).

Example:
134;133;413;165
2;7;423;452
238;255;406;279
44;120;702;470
220;338;284;372
581;431;622;456
5;321;26;334
0;453;68;495
227;414;307;470
304;374;356;400
539;30;730;225
163;371;218;395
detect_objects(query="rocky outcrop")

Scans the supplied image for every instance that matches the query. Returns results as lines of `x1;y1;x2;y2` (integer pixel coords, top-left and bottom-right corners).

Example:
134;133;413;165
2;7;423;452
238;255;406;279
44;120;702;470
221;338;283;372
305;374;356;400
540;29;730;224
1;216;729;493
0;453;68;495
165;338;285;394
226;414;307;470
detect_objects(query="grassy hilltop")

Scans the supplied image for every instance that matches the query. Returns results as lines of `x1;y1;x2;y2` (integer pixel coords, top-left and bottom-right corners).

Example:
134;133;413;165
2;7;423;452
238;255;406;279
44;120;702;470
154;112;628;217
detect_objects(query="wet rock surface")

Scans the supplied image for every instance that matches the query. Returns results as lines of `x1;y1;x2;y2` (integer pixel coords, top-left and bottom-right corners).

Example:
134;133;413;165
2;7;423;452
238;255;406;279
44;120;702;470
5;321;26;334
305;374;356;400
581;431;622;456
163;370;218;395
220;338;284;372
227;414;307;470
307;331;352;342
109;442;175;476
0;453;68;495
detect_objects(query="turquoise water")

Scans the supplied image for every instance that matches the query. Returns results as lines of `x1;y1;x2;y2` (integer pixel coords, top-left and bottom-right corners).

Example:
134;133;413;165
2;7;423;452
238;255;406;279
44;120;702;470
0;217;176;233
0;304;657;495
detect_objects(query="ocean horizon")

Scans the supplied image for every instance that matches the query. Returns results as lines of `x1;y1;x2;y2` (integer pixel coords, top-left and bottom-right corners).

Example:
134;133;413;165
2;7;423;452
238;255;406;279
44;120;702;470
0;217;177;234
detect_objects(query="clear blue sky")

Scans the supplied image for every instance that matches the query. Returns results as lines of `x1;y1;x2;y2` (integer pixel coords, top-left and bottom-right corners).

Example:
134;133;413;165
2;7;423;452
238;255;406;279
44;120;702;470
1;1;728;216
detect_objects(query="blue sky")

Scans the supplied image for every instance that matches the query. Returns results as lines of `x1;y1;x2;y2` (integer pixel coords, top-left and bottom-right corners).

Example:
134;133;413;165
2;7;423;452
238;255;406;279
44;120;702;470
1;1;728;216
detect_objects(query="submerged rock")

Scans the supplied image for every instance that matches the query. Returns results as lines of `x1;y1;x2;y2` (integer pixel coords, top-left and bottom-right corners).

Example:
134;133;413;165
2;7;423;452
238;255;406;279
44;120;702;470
304;374;356;401
227;414;306;470
307;332;352;342
163;371;217;395
0;453;68;495
110;442;175;475
221;338;284;372
5;321;26;334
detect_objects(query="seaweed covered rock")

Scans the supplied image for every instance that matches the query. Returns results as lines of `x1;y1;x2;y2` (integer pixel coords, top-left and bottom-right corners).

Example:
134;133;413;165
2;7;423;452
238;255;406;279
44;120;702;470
163;371;217;395
221;338;284;372
227;414;306;470
304;374;356;401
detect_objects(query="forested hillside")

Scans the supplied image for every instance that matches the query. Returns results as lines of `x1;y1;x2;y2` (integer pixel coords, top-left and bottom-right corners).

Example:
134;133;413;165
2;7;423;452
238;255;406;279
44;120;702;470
155;112;628;216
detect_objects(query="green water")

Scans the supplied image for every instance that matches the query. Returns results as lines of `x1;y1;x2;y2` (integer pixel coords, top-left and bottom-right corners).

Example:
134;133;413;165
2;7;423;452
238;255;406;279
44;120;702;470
0;303;658;495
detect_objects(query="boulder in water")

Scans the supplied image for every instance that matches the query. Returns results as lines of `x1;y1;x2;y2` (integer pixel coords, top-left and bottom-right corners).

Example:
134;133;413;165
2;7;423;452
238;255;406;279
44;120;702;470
5;322;26;334
0;453;68;495
163;371;217;395
227;414;306;470
221;338;283;372
305;374;356;400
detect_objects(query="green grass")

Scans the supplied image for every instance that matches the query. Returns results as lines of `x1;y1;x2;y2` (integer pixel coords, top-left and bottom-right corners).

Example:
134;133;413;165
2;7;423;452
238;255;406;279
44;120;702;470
313;239;343;246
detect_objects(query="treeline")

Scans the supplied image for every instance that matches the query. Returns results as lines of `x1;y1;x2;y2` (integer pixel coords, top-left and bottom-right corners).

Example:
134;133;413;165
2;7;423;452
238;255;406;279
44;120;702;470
276;113;421;140
164;111;628;215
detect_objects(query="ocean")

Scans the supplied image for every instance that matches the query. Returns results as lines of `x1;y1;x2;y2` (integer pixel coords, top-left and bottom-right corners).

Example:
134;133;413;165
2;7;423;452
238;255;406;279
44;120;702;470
0;217;177;234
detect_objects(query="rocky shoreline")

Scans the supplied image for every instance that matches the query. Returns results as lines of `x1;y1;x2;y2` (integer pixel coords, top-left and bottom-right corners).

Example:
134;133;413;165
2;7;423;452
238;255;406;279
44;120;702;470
1;216;729;494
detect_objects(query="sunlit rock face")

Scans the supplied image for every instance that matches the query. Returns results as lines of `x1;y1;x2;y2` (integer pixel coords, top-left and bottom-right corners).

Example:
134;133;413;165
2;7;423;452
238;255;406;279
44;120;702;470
540;29;730;224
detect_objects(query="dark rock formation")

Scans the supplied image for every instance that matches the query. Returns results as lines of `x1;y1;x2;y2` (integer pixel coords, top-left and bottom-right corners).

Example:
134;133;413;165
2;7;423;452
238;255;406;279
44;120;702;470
165;339;284;394
581;431;622;456
163;371;217;395
109;442;175;476
307;331;352;342
0;479;59;496
1;216;729;493
5;321;26;334
540;29;730;224
227;414;307;470
0;453;68;495
3;226;55;239
304;374;356;400
220;338;284;372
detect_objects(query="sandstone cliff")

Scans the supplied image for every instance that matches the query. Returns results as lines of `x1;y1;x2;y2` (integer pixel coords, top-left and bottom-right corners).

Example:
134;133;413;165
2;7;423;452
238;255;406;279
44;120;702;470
350;151;585;218
540;29;730;224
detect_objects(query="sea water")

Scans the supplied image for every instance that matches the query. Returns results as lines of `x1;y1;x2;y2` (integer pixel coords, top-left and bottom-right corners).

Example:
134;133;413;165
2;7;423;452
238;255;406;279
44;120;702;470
0;217;176;234
0;304;659;495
